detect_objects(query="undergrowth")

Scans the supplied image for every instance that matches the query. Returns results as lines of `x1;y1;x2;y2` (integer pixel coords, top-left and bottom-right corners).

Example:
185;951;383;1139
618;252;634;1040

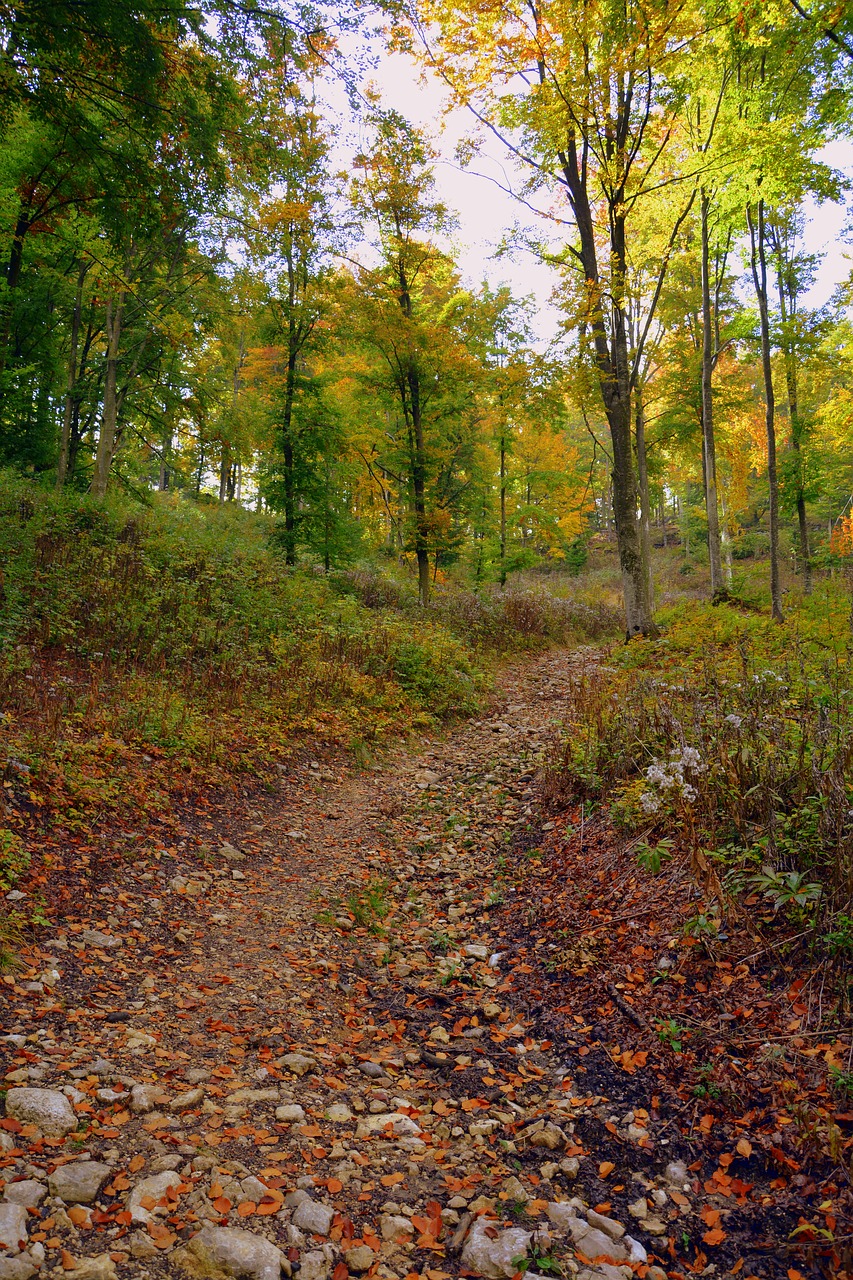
544;592;853;981
0;473;616;845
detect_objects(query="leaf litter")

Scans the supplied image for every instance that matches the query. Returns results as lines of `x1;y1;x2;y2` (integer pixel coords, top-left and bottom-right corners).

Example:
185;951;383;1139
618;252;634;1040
1;648;850;1280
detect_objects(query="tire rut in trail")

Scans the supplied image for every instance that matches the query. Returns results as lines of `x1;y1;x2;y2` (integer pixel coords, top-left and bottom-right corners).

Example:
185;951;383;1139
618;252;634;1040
0;648;779;1279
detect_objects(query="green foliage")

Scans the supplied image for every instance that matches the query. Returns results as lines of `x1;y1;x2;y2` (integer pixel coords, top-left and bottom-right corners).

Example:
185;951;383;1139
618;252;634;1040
544;593;853;947
0;829;30;891
635;837;674;874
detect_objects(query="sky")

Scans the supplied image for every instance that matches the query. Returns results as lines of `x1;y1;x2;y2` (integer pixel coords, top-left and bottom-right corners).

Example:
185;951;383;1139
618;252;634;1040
326;44;853;344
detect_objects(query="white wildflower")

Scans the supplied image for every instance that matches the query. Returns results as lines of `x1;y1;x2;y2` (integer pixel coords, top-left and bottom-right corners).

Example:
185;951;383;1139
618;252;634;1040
640;792;660;814
725;714;743;729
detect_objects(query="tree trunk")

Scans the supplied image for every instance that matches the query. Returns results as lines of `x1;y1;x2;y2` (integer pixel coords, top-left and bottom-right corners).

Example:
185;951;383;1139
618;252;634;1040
57;260;88;487
773;248;811;595
91;293;124;497
408;361;430;606
499;431;507;586
748;201;784;623
700;190;725;599
280;347;298;564
634;388;654;609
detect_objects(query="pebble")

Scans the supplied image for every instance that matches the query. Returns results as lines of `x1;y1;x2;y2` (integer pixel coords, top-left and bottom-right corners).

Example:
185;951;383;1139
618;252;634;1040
461;1217;531;1279
48;1162;111;1205
344;1245;376;1272
128;1170;182;1224
174;1225;285;1280
292;1198;334;1236
281;1053;316;1076
0;1203;28;1253
1;1181;46;1209
0;1255;38;1279
5;1088;77;1137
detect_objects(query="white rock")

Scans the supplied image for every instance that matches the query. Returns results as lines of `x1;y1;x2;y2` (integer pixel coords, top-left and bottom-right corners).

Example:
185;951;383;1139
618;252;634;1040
354;1112;421;1139
545;1202;581;1232
0;1256;38;1279
326;1104;352;1123
5;1088;76;1137
585;1210;625;1240
292;1199;334;1236
280;1053;316;1077
174;1224;285;1280
64;1258;118;1280
169;1087;205;1112
130;1083;164;1114
627;1197;647;1220
568;1220;629;1263
275;1104;306;1123
81;930;120;949
298;1250;331;1280
624;1236;648;1264
128;1171;182;1224
1;1181;46;1209
48;1162;111;1205
0;1204;28;1254
460;1217;531;1279
380;1214;414;1242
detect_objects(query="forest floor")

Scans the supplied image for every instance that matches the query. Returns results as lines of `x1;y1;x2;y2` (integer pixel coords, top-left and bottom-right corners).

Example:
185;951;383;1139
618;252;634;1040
1;647;850;1280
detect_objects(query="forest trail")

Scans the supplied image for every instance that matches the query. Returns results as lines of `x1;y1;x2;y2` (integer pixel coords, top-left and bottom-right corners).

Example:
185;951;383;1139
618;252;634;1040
1;646;809;1280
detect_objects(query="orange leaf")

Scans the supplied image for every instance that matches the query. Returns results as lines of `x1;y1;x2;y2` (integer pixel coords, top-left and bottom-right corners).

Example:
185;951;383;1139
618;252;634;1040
598;1162;615;1178
702;1227;726;1246
68;1206;89;1228
237;1202;257;1217
210;1182;224;1200
60;1249;77;1270
212;1197;232;1214
327;1178;344;1194
333;1264;349;1280
381;1173;405;1187
129;1155;145;1173
736;1138;753;1158
700;1207;721;1227
148;1222;176;1249
255;1200;279;1216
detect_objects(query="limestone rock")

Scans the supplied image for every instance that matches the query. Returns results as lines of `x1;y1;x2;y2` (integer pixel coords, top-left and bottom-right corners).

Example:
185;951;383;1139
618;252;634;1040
585;1210;625;1240
344;1245;375;1273
280;1053;316;1077
379;1214;414;1242
48;1161;111;1205
354;1112;421;1139
292;1198;334;1236
128;1171;182;1224
567;1219;629;1263
174;1225;285;1280
460;1217;531;1279
298;1250;331;1280
65;1257;118;1280
0;1204;28;1254
129;1083;164;1114
0;1256;38;1280
275;1104;306;1124
1;1181;46;1209
169;1087;205;1112
5;1088;76;1137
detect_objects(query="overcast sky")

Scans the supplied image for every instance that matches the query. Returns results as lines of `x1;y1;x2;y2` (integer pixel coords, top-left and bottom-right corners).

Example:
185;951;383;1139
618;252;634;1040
326;45;853;345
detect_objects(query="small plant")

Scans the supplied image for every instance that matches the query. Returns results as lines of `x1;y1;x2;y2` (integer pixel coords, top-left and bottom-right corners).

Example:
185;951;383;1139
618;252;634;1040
692;1062;722;1100
513;1250;563;1276
635;837;674;874
346;877;390;932
829;1066;853;1099
747;866;822;914
821;913;853;956
0;828;29;891
431;930;452;954
684;912;720;939
656;1018;685;1052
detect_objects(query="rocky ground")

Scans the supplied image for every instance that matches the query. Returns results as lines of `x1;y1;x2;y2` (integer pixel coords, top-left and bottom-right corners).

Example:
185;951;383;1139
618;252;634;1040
0;648;847;1280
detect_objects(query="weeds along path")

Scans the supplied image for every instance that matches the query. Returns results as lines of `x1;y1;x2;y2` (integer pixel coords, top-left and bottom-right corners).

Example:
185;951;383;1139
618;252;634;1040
1;646;830;1280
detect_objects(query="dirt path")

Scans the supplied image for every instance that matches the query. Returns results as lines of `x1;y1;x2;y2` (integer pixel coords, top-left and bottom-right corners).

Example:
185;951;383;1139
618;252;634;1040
0;647;801;1280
